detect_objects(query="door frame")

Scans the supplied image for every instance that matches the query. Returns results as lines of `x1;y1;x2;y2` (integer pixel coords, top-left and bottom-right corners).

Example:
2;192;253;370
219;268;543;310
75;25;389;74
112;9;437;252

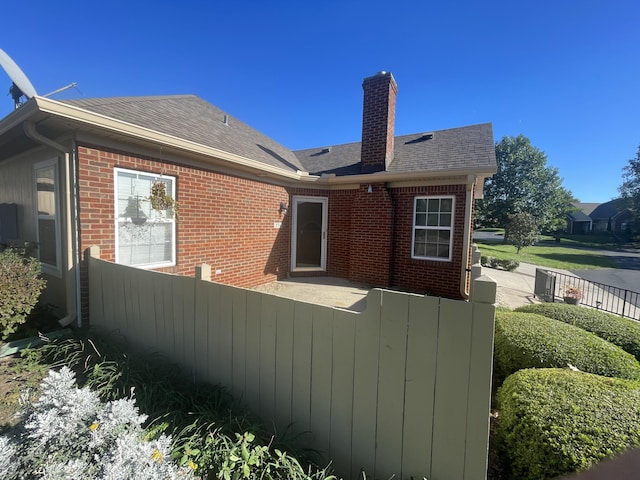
290;195;328;272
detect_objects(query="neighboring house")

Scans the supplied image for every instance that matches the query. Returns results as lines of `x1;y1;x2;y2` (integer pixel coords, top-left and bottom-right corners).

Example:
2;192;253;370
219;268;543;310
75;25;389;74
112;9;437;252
567;200;634;236
566;203;598;234
0;71;496;326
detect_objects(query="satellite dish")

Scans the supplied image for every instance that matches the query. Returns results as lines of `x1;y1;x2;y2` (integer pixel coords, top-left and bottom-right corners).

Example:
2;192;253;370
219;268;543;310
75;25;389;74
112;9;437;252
0;48;38;109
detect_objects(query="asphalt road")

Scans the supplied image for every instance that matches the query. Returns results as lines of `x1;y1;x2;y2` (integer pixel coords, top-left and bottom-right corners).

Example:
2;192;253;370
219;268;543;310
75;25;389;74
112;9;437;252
571;248;640;292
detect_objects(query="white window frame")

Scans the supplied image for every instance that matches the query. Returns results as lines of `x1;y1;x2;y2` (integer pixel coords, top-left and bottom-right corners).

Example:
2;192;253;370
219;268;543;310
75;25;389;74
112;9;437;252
411;195;454;262
114;167;176;269
34;158;62;277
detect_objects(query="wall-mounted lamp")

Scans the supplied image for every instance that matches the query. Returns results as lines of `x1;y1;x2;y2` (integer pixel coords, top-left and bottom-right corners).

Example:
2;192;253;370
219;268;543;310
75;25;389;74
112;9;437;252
367;184;373;193
279;202;289;214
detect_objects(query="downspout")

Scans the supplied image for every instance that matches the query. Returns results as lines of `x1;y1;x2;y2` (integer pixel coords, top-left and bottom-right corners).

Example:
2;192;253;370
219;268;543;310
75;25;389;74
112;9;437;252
460;176;476;300
23;121;79;327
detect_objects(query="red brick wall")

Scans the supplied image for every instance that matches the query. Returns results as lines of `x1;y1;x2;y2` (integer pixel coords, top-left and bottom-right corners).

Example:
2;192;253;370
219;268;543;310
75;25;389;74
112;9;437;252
77;145;291;318
389;184;468;299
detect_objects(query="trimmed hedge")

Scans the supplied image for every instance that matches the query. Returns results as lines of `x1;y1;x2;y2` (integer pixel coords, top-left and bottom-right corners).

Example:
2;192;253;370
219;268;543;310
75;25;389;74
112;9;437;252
496;368;640;480
493;311;640;386
515;303;640;361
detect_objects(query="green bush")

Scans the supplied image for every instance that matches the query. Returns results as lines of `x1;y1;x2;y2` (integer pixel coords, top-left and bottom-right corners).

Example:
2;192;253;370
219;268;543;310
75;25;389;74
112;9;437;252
515;303;640;361
0;248;46;341
481;255;519;271
493;311;640;387
496;368;640;480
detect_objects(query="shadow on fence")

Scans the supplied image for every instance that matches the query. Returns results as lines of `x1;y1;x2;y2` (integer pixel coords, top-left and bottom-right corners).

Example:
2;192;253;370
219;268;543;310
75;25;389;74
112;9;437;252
535;268;640;320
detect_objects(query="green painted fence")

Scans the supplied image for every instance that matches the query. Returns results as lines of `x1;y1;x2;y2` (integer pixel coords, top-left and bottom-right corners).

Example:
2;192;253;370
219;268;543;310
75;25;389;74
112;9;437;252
87;246;496;480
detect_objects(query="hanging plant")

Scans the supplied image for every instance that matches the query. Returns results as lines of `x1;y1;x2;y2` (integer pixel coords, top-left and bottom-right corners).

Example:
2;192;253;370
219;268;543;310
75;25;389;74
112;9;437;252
149;180;178;218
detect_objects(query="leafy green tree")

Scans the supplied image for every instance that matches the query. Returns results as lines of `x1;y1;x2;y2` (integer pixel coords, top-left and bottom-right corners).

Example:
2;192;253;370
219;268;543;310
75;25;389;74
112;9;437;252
476;135;574;237
619;144;640;235
505;212;540;253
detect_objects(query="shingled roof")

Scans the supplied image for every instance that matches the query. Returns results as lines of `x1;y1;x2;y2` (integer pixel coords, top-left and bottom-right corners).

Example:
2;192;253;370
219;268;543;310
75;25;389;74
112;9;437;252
294;123;495;175
60;95;305;173
60;95;495;178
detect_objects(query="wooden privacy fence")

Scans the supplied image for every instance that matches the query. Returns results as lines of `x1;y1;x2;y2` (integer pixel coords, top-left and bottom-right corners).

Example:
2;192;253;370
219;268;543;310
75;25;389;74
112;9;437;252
87;246;497;480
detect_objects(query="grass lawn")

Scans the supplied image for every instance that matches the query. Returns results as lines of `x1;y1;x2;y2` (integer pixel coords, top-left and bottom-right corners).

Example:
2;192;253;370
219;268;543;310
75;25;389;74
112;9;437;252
475;240;617;270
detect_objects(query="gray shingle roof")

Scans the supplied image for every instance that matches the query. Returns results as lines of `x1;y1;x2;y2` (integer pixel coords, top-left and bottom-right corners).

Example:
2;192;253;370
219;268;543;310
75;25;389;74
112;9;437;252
60;95;495;177
294;123;496;175
60;95;305;172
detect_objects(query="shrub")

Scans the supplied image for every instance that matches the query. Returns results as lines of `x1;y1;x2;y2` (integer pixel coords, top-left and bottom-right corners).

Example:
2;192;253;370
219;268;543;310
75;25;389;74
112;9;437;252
0;247;46;341
515;303;640;362
496;368;640;480
493;311;640;387
481;255;519;271
0;366;192;479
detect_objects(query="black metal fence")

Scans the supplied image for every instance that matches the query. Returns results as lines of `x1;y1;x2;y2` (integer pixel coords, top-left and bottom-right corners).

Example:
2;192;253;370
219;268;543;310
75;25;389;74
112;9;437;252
534;268;640;320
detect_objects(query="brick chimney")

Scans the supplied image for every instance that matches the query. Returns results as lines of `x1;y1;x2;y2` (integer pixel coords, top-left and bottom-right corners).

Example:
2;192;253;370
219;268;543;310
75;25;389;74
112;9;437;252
360;71;398;173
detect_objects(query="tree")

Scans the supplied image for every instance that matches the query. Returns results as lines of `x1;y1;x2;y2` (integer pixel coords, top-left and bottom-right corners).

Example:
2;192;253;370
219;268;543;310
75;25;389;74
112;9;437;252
619;144;640;235
476;135;574;236
505;212;540;253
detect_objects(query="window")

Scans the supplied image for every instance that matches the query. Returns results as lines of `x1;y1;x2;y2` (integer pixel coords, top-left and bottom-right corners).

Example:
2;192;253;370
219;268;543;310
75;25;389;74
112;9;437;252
34;159;61;276
114;168;176;268
412;196;454;261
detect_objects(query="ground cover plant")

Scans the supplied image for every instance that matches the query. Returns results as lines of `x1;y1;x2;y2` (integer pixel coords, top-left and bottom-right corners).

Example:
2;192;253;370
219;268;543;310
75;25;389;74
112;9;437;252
14;330;339;480
496;368;640;480
515;303;640;361
0;366;192;479
493;311;640;387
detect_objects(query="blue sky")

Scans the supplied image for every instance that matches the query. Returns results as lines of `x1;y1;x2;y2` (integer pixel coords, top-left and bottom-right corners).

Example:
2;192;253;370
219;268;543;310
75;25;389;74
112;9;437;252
1;0;638;203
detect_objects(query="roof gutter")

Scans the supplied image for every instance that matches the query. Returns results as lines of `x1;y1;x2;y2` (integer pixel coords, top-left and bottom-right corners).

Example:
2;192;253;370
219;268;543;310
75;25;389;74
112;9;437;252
23;121;79;328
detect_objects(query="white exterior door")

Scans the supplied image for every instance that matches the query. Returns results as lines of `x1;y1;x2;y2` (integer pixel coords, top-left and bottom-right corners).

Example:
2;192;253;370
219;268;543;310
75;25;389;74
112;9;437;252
291;196;328;271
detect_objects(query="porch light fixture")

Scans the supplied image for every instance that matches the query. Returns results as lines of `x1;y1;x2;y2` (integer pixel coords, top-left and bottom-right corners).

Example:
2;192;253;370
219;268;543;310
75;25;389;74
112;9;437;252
279;202;288;214
367;184;373;193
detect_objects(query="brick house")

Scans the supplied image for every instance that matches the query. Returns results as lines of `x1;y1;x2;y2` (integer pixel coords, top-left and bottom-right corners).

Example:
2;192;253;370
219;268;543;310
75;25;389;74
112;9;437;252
0;71;496;326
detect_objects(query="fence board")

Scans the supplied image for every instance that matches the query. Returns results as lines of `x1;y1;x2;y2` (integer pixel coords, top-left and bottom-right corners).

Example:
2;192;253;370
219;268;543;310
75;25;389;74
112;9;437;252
194;278;209;381
465;302;496;480
232;288;247;400
310;304;333;460
259;293;278;422
351;290;381;479
275;298;295;432
244;290;263;414
215;285;232;387
375;290;410;479
402;295;440;478
292;301;313;435
431;299;473;480
206;281;222;385
330;309;356;476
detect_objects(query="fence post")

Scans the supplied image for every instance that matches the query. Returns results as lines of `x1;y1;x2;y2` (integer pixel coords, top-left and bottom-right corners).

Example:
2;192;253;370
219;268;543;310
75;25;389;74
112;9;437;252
469;245;484;302
195;263;211;282
472;275;497;305
87;244;100;260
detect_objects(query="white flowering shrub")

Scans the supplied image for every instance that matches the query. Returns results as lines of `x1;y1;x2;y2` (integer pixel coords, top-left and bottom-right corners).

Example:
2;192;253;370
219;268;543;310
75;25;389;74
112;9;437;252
0;367;192;480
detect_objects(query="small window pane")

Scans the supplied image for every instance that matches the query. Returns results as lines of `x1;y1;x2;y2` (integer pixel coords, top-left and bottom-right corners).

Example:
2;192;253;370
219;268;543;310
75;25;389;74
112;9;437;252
427;199;440;212
437;244;450;258
415;213;427;226
440;213;452;227
440;198;453;212
427;213;439;226
416;198;427;213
